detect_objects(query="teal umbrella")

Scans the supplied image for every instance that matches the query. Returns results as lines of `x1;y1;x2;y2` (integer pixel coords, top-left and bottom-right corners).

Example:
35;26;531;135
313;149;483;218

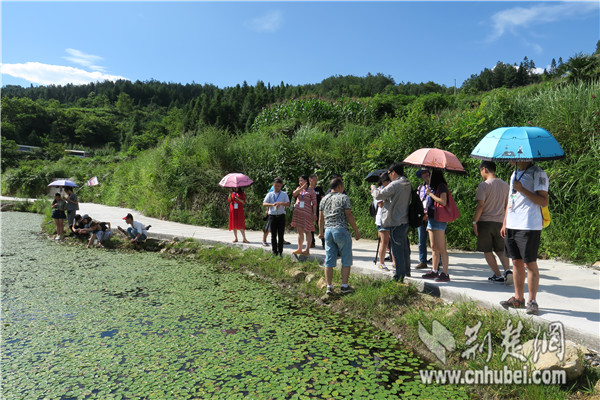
470;127;565;161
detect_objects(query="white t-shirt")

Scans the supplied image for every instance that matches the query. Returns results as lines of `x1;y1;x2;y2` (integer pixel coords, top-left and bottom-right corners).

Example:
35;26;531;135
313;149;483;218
506;165;549;230
374;199;383;226
130;220;147;236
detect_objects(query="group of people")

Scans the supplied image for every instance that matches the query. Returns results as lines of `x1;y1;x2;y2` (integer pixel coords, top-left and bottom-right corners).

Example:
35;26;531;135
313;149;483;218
227;158;548;314
51;187;149;248
373;160;548;315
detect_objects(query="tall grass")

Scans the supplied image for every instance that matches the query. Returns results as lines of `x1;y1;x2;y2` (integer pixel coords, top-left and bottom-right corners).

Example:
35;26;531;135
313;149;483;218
3;81;599;264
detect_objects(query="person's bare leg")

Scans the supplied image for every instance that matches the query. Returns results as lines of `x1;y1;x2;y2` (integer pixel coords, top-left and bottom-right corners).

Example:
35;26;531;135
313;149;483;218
325;267;334;286
241;229;249;243
484;252;502;276
496;251;510;271
429;230;440;272
341;266;351;286
512;259;526;301
232;229;238;242
525;261;539;302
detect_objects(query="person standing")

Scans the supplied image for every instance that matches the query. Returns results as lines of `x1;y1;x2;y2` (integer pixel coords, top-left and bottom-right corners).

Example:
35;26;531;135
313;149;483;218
500;162;549;315
262;178;290;257
421;171;452;282
51;192;67;240
373;173;393;271
64;186;79;234
291;175;317;255
229;187;249;243
318;177;361;295
309;174;324;249
371;163;411;282
473;161;512;283
415;169;432;269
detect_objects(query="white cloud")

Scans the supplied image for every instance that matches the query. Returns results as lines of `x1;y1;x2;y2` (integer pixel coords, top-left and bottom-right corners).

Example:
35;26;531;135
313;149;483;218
246;10;283;33
1;62;128;85
488;2;600;41
64;48;106;72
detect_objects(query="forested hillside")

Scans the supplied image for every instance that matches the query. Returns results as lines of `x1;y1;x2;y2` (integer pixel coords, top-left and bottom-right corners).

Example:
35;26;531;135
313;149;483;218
2;45;599;264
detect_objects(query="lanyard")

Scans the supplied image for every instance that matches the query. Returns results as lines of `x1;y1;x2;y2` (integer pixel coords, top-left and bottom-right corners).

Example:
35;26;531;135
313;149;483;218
273;191;282;203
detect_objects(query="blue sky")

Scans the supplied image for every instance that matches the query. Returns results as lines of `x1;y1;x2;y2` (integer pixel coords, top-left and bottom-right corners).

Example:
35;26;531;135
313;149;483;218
1;1;598;89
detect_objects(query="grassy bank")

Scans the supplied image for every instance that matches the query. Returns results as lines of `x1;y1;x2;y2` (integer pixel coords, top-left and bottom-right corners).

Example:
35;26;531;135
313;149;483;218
3;81;599;265
33;211;600;400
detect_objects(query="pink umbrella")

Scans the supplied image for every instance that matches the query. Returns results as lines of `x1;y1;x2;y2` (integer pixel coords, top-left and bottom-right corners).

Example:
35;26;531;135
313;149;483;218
402;148;466;175
219;173;254;188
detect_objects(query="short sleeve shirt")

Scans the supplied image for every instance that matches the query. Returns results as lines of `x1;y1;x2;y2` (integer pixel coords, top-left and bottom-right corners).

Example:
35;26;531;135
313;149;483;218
66;193;79;211
264;191;289;215
319;192;351;230
506;165;549;230
476;178;509;223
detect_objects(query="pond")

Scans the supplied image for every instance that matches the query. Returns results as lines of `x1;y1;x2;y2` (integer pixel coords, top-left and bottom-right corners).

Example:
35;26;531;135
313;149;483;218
1;212;466;399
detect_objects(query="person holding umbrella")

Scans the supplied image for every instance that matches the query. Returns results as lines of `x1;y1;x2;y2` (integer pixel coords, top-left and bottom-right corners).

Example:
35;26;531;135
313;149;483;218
470;126;565;315
229;187;249;243
499;161;549;315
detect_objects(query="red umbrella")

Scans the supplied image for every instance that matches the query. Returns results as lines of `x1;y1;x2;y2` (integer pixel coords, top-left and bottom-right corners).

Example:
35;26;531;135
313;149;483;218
219;173;254;188
402;148;466;175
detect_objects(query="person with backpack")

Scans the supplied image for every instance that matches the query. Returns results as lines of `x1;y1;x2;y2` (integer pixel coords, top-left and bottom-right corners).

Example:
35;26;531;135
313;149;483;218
371;163;411;282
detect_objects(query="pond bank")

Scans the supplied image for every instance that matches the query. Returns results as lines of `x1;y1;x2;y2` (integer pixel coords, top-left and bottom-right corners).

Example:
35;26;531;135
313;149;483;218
17;197;594;353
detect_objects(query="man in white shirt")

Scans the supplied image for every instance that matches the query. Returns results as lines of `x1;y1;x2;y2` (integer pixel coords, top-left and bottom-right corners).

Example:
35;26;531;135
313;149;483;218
121;213;148;243
500;162;549;315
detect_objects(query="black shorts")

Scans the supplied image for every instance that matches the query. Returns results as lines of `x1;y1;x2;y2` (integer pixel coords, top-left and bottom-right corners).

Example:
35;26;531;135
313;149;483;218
504;229;541;263
476;221;504;253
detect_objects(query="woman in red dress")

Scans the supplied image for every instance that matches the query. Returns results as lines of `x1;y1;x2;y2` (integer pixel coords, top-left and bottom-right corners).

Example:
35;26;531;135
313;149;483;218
229;187;249;243
291;175;317;255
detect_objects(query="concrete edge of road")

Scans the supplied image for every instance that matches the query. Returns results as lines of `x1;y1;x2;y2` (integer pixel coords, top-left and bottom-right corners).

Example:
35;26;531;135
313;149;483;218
147;231;599;352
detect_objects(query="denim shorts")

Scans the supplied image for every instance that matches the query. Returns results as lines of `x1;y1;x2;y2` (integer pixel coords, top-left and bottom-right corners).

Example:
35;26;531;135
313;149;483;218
324;228;352;267
427;219;447;231
377;225;389;232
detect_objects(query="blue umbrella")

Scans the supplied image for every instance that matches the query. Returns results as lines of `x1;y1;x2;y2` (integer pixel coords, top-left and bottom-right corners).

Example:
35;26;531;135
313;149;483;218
48;179;78;188
470;127;565;161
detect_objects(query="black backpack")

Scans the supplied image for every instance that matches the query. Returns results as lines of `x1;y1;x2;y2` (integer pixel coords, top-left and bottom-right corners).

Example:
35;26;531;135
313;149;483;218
369;200;378;219
408;189;425;228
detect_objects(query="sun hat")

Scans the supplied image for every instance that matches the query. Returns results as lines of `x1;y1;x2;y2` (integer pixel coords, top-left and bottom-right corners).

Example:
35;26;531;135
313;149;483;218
416;169;430;179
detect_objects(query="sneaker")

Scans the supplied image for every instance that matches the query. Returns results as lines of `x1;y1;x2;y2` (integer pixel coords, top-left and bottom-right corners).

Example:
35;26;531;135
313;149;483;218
526;300;539;315
500;296;525;309
262;242;269;247
503;270;513;286
488;274;505;283
283;240;291;245
377;263;389;271
55;235;61;240
421;270;439;279
435;273;450;282
415;262;428;269
340;285;355;295
326;287;334;295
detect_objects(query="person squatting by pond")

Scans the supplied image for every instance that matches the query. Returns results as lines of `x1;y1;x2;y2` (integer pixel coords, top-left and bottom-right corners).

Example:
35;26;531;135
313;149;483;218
229;187;249;243
500;161;549;315
51;192;67;240
421;171;452;282
119;213;148;244
319;177;361;296
86;220;113;248
291;175;317;255
371;163;411;283
263;178;290;257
